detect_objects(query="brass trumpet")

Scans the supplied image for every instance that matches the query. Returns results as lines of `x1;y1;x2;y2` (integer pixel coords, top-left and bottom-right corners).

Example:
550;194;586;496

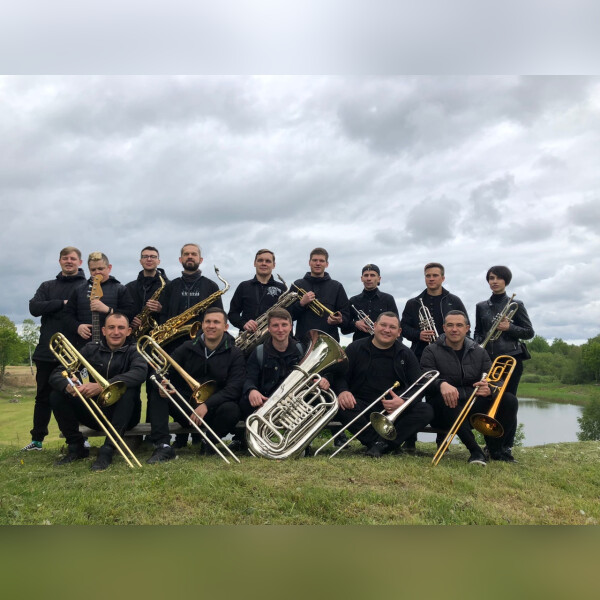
351;304;375;335
49;333;141;468
314;370;439;458
431;355;516;466
292;284;340;319
136;335;240;464
481;293;519;348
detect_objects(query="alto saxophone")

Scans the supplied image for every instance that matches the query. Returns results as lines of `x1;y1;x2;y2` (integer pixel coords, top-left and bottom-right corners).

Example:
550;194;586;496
132;275;166;339
149;267;230;347
234;275;299;355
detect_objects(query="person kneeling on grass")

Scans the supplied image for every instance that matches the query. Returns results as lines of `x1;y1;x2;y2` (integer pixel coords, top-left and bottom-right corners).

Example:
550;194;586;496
49;313;147;472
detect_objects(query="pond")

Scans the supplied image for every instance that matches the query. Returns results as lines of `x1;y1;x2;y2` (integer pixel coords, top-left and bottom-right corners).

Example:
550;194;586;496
417;398;584;447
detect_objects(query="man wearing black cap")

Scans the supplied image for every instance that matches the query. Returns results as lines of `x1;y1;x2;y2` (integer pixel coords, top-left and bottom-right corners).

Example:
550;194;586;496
344;264;399;342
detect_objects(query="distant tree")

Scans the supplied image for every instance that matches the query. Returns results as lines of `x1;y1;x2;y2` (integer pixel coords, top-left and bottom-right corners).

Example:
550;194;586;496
581;339;600;382
551;338;570;356
21;318;40;375
0;316;25;391
528;335;551;353
578;398;600;441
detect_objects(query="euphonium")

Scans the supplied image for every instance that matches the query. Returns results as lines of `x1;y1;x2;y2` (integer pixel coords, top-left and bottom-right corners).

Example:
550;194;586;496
246;330;347;460
235;275;299;355
132;274;166;339
150;267;230;346
49;332;126;407
418;299;438;343
481;293;519;348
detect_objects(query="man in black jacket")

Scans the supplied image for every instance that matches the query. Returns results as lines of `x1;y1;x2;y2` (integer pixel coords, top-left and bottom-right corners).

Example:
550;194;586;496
290;247;350;343
147;308;245;463
64;252;135;348
345;264;399;342
49;313;147;471
23;246;87;452
331;312;434;457
420;310;518;464
126;246;169;335
227;248;286;336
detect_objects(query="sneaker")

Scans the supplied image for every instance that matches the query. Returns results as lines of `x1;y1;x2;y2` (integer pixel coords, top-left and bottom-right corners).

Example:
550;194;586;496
228;438;247;452
489;449;517;463
172;434;189;449
21;441;43;451
333;433;347;448
147;444;176;464
55;443;89;466
468;449;487;466
365;440;390;458
91;447;113;472
83;438;91;449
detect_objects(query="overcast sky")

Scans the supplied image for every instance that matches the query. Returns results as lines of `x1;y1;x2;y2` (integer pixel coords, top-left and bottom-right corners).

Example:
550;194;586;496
2;75;598;345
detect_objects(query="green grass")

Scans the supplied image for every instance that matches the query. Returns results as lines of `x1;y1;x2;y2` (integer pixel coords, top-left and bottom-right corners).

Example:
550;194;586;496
519;382;600;406
2;376;599;525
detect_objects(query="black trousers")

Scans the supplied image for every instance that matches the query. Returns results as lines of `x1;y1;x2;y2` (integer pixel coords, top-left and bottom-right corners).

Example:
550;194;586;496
427;391;518;453
30;360;58;442
337;397;434;448
50;387;140;448
147;385;240;446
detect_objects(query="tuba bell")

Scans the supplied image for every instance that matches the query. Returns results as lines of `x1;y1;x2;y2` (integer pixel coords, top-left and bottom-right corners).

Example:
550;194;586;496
246;330;347;460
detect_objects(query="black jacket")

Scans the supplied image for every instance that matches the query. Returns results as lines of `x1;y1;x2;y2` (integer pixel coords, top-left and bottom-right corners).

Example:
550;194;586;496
49;340;147;393
289;272;350;343
474;293;534;357
159;272;223;324
344;288;399;341
420;334;491;402
125;268;169;317
227;275;286;330
243;336;304;398
29;268;87;362
332;336;422;398
169;332;245;411
63;276;136;347
401;287;467;359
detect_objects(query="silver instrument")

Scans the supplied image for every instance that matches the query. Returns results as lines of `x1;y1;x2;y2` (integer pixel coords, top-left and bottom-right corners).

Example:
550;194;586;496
418;299;438;343
246;330;347;460
481;293;519;348
351;304;375;335
315;370;439;458
234;275;299;355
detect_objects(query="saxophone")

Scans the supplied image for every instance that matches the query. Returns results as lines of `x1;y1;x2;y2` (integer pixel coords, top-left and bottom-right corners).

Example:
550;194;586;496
234;275;299;355
149;267;230;347
132;275;166;339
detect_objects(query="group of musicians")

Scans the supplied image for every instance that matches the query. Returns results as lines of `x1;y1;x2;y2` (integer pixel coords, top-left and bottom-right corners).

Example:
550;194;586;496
24;244;534;471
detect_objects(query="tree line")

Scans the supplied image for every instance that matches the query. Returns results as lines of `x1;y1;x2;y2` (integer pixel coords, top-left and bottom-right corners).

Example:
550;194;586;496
0;316;39;390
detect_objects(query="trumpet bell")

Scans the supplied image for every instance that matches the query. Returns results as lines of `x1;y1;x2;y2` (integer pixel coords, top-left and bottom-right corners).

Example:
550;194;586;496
97;381;127;407
369;413;397;440
469;413;504;438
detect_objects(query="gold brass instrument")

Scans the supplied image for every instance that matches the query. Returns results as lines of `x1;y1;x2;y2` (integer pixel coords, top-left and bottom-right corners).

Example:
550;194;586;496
50;332;126;407
235;275;299;355
292;284;340;319
132;275;166;339
431;355;516;466
418;298;438;343
351;304;375;335
150;267;230;347
136;335;240;464
481;293;519;348
49;333;141;468
314;370;439;458
246;330;347;460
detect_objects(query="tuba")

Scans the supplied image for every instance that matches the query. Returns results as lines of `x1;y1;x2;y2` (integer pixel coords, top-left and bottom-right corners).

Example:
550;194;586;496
150;267;230;347
481;293;519;349
132;275;166;339
235;275;299;355
246;330;347;460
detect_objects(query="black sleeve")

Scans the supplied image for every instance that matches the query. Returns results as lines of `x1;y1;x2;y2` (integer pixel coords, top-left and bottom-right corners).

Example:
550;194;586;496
506;302;534;341
242;347;262;395
474;303;485;345
205;349;246;410
108;347;148;389
401;299;421;344
117;285;136;322
227;283;245;329
419;346;442;395
29;282;64;317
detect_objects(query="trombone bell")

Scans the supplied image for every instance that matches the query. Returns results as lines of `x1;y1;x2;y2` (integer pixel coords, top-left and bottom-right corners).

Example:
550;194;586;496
369;413;397;440
469;414;504;438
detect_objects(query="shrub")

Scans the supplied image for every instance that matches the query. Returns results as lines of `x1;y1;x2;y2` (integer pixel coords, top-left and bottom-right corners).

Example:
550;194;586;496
577;398;600;441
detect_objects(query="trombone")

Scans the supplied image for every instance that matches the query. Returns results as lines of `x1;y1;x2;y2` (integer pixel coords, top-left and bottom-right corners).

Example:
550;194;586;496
292;284;340;319
314;371;439;458
136;335;240;465
431;355;516;466
49;333;142;469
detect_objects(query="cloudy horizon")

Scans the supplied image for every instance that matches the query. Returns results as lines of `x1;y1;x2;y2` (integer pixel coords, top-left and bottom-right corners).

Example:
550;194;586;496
2;76;599;345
